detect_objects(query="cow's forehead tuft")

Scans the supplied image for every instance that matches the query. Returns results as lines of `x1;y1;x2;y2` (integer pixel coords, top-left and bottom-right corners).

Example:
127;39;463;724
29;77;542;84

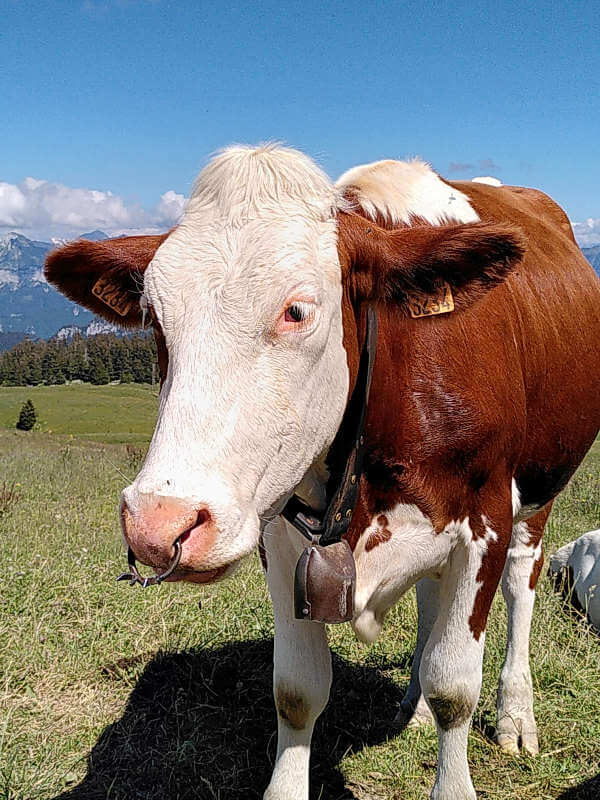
186;143;344;226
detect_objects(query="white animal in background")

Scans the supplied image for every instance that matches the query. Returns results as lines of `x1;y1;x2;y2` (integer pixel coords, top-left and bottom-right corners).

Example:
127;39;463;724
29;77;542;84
550;530;600;631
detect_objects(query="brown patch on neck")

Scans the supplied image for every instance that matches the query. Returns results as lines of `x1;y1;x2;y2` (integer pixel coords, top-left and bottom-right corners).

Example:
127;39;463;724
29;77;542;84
336;189;600;576
364;513;393;552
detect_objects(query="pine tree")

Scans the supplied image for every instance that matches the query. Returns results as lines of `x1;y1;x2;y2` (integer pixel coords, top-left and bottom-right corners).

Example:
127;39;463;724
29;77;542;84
87;339;109;385
66;334;88;381
41;344;65;385
26;344;43;385
16;399;36;431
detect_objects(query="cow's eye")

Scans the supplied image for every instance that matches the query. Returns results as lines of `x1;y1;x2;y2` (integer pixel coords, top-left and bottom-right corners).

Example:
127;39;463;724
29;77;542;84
284;303;309;323
276;297;317;334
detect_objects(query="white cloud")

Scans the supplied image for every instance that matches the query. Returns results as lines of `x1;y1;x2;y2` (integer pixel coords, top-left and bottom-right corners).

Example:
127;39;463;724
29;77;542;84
154;190;187;228
0;177;186;241
572;218;600;248
2;173;599;249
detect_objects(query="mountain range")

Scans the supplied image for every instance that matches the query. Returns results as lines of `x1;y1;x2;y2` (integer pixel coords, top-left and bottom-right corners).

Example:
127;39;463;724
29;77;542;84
0;231;109;345
1;230;599;351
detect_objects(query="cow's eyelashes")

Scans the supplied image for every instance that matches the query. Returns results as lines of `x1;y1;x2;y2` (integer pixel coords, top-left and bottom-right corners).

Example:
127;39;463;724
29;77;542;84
284;302;312;323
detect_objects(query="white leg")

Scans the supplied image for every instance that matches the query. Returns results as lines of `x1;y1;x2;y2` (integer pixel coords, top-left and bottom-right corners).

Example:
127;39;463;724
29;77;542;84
262;517;332;800
420;507;510;800
396;577;438;726
496;508;548;756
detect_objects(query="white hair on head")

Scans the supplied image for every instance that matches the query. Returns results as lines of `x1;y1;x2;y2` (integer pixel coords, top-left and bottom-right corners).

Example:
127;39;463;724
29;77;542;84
188;142;346;226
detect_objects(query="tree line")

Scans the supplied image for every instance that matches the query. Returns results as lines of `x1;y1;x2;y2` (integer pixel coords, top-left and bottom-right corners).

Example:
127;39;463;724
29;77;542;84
0;333;158;386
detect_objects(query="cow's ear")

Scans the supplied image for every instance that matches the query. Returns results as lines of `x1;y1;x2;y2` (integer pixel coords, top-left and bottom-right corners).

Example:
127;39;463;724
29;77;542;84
338;214;525;315
44;233;169;328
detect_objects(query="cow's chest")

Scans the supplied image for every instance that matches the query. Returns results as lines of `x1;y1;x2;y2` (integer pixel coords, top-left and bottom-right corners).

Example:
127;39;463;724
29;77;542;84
350;502;464;643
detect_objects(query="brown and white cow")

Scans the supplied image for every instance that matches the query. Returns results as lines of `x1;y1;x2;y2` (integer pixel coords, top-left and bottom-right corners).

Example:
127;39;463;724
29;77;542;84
45;145;600;800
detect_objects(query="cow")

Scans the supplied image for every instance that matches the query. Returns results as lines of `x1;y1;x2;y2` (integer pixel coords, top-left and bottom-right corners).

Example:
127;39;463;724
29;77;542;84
45;144;600;800
550;530;600;631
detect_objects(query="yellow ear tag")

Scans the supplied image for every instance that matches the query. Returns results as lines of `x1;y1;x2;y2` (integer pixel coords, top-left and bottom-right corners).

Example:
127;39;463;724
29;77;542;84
92;273;132;316
408;282;454;319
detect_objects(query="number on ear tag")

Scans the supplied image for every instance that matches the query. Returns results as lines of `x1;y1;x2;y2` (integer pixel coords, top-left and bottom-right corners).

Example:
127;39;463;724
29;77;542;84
92;273;132;316
408;282;454;319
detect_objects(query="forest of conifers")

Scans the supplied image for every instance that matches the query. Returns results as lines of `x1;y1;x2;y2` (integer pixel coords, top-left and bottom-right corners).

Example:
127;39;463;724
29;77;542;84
0;334;157;386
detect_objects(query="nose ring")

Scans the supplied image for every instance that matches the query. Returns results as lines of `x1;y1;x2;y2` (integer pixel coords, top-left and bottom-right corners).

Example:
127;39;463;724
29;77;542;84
116;536;183;588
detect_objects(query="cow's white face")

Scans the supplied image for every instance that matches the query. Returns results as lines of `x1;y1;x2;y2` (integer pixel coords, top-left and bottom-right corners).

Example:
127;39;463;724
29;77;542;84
121;146;350;578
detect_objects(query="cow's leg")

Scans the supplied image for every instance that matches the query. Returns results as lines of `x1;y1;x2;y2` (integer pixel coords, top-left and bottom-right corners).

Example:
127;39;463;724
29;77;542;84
420;502;511;800
496;504;552;756
262;517;332;800
396;577;438;726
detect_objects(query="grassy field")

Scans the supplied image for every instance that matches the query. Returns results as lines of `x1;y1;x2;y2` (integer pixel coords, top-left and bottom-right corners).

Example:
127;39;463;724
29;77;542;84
0;384;158;443
0;385;599;800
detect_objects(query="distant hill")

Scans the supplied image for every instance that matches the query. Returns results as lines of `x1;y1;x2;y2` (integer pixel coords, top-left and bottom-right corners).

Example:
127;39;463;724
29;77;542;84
1;230;598;343
582;245;600;276
78;230;109;241
0;331;29;352
54;318;120;341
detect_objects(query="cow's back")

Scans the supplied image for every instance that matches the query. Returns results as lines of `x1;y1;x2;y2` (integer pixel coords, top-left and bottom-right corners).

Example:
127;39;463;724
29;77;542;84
451;181;600;508
344;167;600;519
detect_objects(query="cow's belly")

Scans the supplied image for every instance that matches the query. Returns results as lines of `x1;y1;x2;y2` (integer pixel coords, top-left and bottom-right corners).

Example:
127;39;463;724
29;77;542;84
351;503;469;643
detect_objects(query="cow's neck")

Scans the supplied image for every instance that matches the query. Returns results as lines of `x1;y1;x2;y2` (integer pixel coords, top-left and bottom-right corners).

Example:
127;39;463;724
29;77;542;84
281;305;377;546
294;454;330;513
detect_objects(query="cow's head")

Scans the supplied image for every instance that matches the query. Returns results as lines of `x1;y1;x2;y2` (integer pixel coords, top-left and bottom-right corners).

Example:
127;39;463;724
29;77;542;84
45;145;524;584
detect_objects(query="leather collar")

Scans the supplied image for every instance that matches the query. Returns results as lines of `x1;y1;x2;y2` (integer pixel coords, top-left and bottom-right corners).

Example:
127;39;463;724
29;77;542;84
282;305;378;546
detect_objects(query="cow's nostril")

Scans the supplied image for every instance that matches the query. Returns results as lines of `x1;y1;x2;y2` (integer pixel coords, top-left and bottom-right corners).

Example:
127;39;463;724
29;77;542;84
177;508;212;547
196;508;211;527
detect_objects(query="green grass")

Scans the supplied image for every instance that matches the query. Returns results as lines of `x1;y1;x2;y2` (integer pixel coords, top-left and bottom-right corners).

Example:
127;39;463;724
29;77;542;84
0;384;158;443
0;386;598;799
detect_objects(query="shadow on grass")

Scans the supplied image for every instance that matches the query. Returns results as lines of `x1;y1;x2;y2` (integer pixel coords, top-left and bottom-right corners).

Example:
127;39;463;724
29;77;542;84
557;773;600;800
53;639;407;800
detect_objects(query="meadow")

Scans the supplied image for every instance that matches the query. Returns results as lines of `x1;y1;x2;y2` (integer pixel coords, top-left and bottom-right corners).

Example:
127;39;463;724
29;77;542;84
0;384;599;800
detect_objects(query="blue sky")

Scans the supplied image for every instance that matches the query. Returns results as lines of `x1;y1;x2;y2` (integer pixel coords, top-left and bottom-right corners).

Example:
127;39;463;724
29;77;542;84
2;0;599;243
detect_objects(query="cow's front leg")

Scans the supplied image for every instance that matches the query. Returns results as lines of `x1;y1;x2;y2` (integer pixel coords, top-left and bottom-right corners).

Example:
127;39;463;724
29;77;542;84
420;507;511;800
262;517;332;800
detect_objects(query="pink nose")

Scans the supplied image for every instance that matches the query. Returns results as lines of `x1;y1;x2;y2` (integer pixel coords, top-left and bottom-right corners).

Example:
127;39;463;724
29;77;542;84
120;495;217;573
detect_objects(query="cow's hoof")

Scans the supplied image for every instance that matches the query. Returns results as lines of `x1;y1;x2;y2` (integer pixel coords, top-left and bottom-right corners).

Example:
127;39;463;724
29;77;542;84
496;731;539;756
395;695;435;727
496;710;539;756
496;734;520;755
407;706;435;728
